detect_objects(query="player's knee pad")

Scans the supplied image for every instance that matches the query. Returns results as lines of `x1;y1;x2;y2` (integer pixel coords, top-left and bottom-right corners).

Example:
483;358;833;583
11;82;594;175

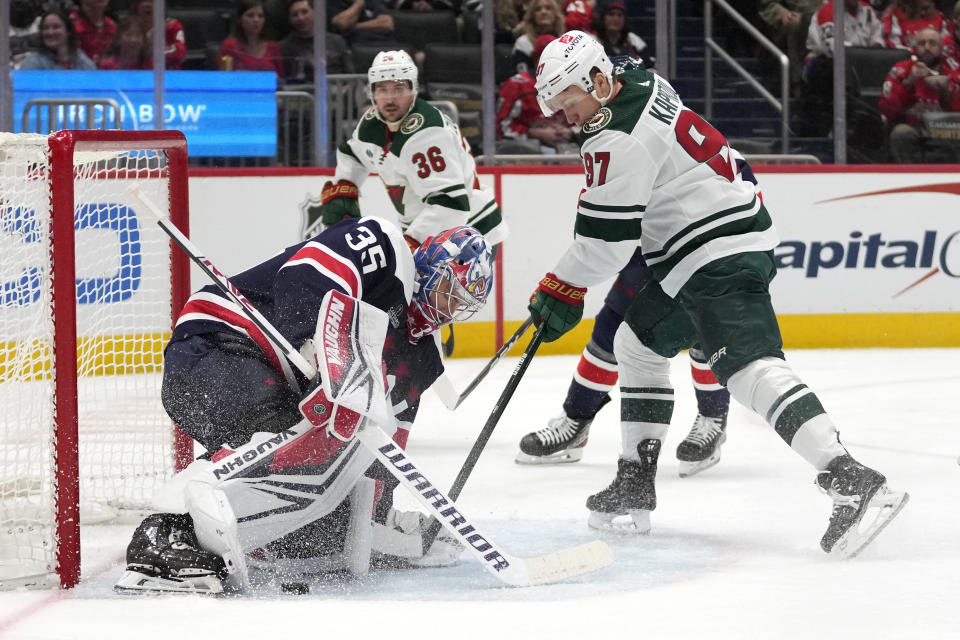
590;303;625;354
726;356;801;419
613;323;672;388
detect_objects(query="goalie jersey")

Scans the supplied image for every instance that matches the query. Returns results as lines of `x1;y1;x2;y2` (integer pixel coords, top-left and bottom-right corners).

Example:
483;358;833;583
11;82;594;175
552;68;779;297
169;216;443;432
334;97;508;246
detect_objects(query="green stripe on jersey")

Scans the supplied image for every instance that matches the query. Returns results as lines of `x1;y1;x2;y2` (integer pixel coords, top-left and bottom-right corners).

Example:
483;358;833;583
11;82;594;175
424;191;470;212
575;214;643;241
469;201;502;236
647;201;773;279
579;200;646;213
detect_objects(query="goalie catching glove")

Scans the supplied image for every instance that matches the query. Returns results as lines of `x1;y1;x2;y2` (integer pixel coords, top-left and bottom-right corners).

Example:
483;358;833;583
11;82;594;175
301;180;361;238
528;272;586;342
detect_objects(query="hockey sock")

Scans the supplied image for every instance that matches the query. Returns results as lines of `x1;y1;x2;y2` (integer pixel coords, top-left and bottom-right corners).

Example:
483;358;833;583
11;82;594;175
726;357;846;470
689;346;730;418
562;340;618;419
614;325;672;461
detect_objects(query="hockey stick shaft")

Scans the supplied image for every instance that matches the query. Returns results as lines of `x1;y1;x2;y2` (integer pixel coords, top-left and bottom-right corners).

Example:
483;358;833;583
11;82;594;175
423;324;545;549
133;189;610;586
432;317;534;410
127;186;316;382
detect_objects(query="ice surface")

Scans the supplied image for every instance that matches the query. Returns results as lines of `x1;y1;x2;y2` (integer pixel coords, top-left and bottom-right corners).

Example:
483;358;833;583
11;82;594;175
0;349;957;639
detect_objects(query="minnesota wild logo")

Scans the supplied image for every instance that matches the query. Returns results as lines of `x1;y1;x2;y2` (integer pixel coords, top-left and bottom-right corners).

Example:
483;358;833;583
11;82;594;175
400;113;424;134
363;106;377;120
582;107;612;133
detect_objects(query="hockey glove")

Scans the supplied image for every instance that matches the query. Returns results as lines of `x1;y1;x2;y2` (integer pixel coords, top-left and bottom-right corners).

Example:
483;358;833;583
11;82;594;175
528;272;586;342
302;180;361;239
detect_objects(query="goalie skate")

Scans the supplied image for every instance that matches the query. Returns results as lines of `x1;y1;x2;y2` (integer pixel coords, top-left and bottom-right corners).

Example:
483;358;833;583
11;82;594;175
586;440;660;534
515;412;593;464
115;513;227;595
676;413;727;478
816;455;909;559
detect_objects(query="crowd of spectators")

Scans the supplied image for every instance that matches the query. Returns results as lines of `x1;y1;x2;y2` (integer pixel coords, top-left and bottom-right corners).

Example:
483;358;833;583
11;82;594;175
757;0;960;161
8;0;959;162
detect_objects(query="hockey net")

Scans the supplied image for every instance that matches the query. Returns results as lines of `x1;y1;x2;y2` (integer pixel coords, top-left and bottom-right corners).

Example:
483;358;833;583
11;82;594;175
0;131;192;589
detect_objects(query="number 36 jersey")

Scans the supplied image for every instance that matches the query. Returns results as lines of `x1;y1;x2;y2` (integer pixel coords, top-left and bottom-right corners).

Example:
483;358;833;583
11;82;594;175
552;68;779;297
334;98;507;247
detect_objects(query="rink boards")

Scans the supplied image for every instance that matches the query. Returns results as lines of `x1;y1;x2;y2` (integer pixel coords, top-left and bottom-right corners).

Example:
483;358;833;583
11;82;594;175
8;165;952;364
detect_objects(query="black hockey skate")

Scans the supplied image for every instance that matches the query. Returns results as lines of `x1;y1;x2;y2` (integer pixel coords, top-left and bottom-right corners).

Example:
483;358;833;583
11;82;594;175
115;513;227;594
676;413;727;478
816;455;909;558
586;439;660;533
515;412;594;464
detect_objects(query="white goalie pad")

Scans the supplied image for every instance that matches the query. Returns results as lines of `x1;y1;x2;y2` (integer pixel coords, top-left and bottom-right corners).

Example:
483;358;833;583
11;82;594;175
314;290;392;430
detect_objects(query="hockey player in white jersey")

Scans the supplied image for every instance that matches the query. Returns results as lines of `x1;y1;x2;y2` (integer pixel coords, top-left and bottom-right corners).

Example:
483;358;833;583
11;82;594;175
301;50;507;252
115;220;494;593
525;31;908;557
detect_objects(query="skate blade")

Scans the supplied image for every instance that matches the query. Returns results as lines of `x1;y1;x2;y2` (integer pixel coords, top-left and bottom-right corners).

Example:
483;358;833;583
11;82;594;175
114;569;224;595
830;487;910;559
515;448;584;465
678;450;721;478
587;509;651;534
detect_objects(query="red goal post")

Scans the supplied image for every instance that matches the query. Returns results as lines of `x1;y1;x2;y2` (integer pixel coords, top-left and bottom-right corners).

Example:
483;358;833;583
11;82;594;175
0;130;193;589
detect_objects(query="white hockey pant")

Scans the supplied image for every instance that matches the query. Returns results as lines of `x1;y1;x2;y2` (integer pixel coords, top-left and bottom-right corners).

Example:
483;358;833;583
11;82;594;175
613;324;674;461
726;357;846;470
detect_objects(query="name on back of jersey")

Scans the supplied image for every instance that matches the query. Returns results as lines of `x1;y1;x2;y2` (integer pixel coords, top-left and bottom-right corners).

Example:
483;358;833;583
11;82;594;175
648;78;681;126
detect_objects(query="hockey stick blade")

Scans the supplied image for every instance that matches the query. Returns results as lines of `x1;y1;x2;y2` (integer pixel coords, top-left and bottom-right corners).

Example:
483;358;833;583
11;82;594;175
357;425;614;587
431;317;535;411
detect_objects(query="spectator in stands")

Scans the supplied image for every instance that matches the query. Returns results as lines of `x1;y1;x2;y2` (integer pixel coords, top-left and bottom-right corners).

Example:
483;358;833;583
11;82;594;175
494;0;531;41
562;0;595;32
280;0;355;83
70;0;117;66
758;0;823;93
878;26;960;161
17;7;97;70
99;15;148;69
941;0;960;62
593;0;647;58
219;0;284;74
496;34;578;153
882;0;950;49
328;0;395;45
513;0;564;72
800;0;884;136
129;0;186;69
9;0;42;69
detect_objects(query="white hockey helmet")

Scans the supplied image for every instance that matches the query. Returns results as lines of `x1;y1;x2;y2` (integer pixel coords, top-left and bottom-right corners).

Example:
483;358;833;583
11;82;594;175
534;30;614;116
367;50;419;95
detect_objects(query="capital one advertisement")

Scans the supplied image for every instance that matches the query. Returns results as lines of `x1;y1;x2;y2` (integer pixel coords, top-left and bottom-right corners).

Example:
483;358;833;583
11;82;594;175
11;70;277;157
758;172;960;315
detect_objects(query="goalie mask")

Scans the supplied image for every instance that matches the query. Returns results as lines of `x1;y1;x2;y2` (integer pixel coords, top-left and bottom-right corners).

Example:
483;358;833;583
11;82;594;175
535;30;614;117
407;227;494;342
368;50;418;124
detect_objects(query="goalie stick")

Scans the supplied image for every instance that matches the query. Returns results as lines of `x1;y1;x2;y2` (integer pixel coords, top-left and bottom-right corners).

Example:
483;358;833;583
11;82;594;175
432;317;534;411
129;187;613;587
422;324;544;551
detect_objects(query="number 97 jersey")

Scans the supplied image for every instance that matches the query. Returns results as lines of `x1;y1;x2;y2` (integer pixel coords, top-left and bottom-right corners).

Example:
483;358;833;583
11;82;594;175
554;68;779;298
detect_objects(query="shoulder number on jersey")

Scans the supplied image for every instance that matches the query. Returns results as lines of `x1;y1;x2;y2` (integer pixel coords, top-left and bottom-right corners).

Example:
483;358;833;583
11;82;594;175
674;111;735;182
583;151;610;187
412;146;446;178
346;225;387;274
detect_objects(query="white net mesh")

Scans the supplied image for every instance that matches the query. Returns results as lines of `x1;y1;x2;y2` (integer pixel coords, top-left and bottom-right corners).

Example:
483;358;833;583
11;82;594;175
0;133;181;587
